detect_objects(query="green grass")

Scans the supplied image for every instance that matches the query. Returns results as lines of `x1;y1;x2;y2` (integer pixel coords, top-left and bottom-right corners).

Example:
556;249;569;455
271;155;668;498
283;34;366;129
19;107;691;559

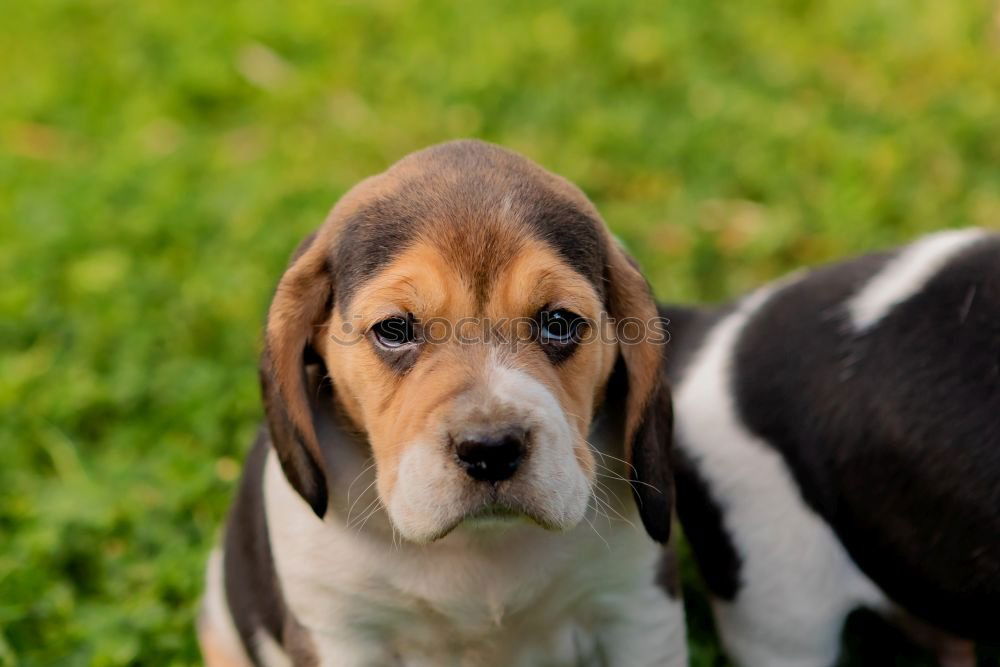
3;1;999;664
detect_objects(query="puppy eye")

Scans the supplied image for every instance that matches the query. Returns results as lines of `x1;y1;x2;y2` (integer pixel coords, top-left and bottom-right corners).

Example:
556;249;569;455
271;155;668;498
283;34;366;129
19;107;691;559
371;315;418;349
538;309;585;347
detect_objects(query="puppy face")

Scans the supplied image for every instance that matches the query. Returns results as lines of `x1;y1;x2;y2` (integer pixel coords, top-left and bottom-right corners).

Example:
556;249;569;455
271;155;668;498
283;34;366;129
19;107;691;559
320;234;617;541
261;141;673;544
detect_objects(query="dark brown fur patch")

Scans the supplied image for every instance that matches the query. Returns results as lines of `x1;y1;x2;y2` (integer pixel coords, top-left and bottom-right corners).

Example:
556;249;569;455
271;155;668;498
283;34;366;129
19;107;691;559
656;546;682;600
223;430;291;664
332;141;607;311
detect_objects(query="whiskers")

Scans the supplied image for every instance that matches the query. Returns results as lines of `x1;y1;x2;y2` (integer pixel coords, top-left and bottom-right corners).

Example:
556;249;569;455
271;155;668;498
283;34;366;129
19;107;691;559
343;458;395;541
563;407;663;500
582;499;610;551
584;463;640;551
347;493;384;532
341;460;405;550
581;438;650;549
590;479;637;530
588;440;663;507
344;485;405;554
345;459;378;524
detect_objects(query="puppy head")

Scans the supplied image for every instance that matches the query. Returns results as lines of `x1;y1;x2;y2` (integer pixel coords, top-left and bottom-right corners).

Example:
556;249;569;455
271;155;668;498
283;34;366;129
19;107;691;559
260;140;672;543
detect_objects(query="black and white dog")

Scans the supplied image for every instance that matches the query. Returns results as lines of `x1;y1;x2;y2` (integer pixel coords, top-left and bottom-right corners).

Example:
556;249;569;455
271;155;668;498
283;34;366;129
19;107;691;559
663;229;1000;666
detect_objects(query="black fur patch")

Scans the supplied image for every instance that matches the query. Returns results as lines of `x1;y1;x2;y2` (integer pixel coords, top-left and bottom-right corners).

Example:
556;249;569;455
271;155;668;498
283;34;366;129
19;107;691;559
671;448;742;600
600;355;673;544
659;303;729;382
333;191;422;308
733;237;1000;641
628;370;675;544
260;346;329;518
519;191;605;294
224;429;290;665
655;546;682;599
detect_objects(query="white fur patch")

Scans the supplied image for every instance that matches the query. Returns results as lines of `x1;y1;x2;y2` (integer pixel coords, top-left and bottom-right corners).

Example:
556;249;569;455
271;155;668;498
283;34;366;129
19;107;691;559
255;630;292;667
848;229;987;331
674;286;887;667
485;363;592;526
386;361;590;543
264;448;687;666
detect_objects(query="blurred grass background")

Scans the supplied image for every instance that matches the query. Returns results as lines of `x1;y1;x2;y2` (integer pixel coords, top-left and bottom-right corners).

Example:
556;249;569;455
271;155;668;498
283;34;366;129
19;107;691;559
2;0;1000;664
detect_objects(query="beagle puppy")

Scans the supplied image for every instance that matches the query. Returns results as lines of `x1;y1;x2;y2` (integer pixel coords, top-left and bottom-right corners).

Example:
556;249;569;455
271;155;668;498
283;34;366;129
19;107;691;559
199;140;688;666
662;229;1000;667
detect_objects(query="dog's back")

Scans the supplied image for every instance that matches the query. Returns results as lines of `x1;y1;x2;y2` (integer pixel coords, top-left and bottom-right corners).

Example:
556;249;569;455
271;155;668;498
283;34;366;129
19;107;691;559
664;229;1000;665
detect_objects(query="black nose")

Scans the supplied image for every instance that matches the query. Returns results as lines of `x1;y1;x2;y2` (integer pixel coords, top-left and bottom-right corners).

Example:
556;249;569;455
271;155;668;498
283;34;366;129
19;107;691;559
454;431;526;482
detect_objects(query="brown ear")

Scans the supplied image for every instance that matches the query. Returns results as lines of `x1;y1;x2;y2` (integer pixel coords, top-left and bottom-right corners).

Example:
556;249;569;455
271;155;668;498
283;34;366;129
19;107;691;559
259;231;334;518
606;241;674;543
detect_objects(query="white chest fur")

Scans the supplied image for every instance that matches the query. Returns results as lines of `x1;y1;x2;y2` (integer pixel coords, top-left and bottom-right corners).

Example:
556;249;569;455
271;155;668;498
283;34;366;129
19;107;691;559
673;288;886;667
262;452;687;667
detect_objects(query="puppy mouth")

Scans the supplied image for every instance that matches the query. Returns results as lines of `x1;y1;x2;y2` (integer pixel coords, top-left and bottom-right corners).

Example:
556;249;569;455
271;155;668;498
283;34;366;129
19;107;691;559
423;497;562;542
461;502;550;528
465;503;523;521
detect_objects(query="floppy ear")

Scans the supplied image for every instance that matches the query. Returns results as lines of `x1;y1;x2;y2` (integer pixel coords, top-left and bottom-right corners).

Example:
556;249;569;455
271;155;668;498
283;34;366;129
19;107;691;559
605;242;674;543
259;231;334;518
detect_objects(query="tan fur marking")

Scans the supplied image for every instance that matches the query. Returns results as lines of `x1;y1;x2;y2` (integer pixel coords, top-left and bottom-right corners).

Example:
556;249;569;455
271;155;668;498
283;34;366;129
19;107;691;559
603;238;664;448
198;623;252;667
320;235;615;506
